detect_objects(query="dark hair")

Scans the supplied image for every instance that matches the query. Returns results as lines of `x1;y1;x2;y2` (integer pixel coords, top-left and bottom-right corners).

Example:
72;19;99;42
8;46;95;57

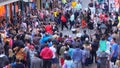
66;55;71;60
44;44;48;47
16;59;20;63
83;30;86;33
75;45;80;48
59;32;63;37
34;52;38;57
113;38;116;43
65;47;69;51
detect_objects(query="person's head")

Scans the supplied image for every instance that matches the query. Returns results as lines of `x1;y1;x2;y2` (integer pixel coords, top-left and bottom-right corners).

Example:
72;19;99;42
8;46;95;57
101;35;106;40
44;44;48;47
34;52;38;57
30;45;34;51
66;55;71;60
83;30;86;34
25;39;31;45
84;40;90;45
65;47;69;51
75;45;80;48
16;59;21;63
110;38;116;44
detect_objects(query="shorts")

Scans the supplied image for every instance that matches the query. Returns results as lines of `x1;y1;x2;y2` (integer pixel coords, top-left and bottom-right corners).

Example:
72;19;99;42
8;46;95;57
52;58;58;64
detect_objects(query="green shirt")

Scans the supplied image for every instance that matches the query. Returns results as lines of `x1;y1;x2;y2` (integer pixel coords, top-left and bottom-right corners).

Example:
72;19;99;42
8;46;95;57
99;40;107;51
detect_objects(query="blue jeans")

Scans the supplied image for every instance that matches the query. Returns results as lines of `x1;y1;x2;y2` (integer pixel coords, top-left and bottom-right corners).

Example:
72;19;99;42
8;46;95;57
73;61;82;68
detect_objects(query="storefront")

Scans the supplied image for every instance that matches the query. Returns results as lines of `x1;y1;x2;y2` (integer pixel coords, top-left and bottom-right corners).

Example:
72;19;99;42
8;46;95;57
0;0;31;23
114;0;120;12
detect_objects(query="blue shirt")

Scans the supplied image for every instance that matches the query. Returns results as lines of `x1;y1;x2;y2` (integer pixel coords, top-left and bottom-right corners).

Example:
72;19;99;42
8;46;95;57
68;48;74;58
70;14;75;22
64;60;74;68
111;43;118;57
72;48;82;62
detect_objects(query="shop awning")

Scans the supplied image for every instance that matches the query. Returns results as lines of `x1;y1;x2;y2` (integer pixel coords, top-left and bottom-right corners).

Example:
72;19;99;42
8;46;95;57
0;0;19;6
23;0;34;2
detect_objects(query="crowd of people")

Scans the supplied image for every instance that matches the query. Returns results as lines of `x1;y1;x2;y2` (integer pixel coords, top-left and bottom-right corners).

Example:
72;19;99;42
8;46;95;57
0;0;120;68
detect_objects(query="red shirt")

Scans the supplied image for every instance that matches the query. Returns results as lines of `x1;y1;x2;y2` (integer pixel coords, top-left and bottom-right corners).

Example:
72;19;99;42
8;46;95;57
45;25;53;34
40;47;53;59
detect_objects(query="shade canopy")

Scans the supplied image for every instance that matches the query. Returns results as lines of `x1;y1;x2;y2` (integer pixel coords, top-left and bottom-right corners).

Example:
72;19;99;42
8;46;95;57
0;0;19;6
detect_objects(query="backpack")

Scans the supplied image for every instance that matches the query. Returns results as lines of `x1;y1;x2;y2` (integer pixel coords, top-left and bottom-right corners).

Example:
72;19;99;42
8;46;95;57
61;15;67;23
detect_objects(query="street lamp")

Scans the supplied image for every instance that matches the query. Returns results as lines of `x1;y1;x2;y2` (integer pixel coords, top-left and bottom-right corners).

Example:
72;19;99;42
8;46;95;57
99;23;107;34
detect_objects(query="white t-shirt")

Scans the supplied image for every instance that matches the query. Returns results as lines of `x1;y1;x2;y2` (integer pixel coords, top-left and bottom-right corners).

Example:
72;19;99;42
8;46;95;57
50;46;56;58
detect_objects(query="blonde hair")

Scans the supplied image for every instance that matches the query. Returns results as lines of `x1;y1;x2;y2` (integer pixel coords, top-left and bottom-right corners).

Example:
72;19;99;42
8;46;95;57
8;49;14;57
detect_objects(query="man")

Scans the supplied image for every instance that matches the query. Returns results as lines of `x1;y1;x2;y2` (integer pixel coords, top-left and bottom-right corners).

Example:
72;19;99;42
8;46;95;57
31;53;43;68
61;14;68;30
50;43;58;68
0;51;9;68
70;13;75;30
99;35;107;52
45;23;53;34
40;44;53;68
91;39;99;63
81;30;89;42
72;45;82;68
110;38;118;64
75;1;82;11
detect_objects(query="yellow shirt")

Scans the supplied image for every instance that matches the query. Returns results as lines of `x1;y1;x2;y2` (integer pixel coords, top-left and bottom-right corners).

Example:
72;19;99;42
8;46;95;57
117;22;120;28
53;11;58;17
71;1;77;8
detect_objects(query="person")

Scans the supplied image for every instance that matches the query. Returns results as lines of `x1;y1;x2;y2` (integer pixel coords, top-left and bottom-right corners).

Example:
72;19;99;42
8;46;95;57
4;41;10;56
91;39;99;63
72;45;82;68
110;38;118;64
61;14;68;30
99;35;107;52
0;51;9;68
45;23;53;34
40;44;53;68
83;40;92;66
31;53;43;68
75;1;82;11
50;43;58;68
81;30;89;42
70;13;75;30
13;59;25;68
